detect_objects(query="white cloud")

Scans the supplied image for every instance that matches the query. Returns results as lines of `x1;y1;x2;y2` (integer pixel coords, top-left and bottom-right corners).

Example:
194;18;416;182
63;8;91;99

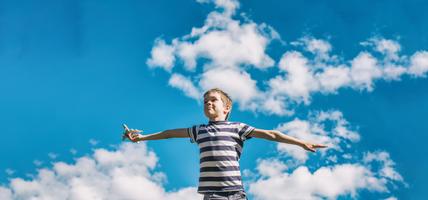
70;148;77;155
0;187;12;200
275;110;358;163
168;73;201;100
245;111;404;200
408;51;428;77
383;64;407;80
256;158;288;177
276;119;324;163
350;52;382;91
147;39;176;72
48;152;58;160
362;38;402;61
292;36;335;63
179;21;275;70
5;169;14;176
89;138;99;146
363;151;404;183
260;95;293;116
196;0;240;16
33;160;43;167
316;65;351;93
270;51;319;104
317;110;360;142
148;2;276;72
199;68;261;110
0;143;201;200
146;0;428;116
248;164;388;200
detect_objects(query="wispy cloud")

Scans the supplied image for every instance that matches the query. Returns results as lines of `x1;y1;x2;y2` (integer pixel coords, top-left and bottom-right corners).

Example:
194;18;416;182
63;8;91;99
5;169;15;176
47;152;58;160
33;160;43;167
89;138;99;146
70;148;77;155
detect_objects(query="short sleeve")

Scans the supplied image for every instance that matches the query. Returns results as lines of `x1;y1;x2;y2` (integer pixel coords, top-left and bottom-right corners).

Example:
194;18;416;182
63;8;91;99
237;123;255;141
187;125;199;143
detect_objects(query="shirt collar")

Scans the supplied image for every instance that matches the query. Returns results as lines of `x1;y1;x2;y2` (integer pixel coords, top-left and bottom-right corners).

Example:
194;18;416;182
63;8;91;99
208;120;230;125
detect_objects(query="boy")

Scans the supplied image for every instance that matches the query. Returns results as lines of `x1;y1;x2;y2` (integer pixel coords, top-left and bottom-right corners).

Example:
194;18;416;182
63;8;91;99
123;88;327;200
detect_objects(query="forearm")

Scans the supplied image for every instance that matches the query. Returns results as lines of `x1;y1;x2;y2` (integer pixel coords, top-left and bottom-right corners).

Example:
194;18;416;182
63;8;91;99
269;130;305;147
138;131;170;141
137;129;188;141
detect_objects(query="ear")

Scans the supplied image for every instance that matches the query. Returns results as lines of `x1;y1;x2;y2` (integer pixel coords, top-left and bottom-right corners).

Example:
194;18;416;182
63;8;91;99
224;104;232;113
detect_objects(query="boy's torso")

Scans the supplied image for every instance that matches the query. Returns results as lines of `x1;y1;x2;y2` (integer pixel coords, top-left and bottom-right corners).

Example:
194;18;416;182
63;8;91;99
188;121;254;194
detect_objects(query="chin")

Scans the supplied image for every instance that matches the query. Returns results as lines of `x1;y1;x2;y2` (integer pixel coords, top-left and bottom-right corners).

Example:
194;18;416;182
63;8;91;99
205;113;217;119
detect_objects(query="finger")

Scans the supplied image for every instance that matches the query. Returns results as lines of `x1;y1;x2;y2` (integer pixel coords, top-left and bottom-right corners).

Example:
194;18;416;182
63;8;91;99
131;133;140;140
304;145;315;152
122;132;133;141
129;133;136;141
314;144;328;148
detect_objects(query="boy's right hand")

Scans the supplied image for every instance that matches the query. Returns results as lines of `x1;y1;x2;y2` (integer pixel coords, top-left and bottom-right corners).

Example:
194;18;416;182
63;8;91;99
122;124;143;143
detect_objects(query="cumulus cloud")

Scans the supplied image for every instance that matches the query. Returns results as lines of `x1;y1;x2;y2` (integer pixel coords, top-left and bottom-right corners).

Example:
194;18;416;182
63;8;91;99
168;73;201;100
0;187;12;200
409;51;428;77
147;39;176;72
361;38;402;62
274;110;358;163
248;164;388;200
291;36;336;64
270;51;319;104
256;158;288;177
363;151;404;183
199;68;261;110
247;153;405;200
245;111;404;200
146;0;428;116
0;143;201;200
146;0;280;112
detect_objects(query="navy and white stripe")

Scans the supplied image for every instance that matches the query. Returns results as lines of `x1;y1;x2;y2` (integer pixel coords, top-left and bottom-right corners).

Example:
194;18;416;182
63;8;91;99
187;121;254;194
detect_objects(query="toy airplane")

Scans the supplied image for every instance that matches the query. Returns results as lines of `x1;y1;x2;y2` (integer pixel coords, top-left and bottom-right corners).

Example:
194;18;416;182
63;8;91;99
122;124;142;143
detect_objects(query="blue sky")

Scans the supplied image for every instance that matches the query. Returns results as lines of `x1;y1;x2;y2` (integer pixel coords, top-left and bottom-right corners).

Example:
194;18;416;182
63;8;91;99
1;0;427;199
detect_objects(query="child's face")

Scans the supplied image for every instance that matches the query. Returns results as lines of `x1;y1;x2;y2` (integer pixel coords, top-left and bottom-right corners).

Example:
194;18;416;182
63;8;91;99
204;92;230;121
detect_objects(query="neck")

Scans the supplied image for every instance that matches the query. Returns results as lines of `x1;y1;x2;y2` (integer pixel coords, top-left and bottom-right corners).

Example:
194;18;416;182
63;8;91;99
209;116;226;121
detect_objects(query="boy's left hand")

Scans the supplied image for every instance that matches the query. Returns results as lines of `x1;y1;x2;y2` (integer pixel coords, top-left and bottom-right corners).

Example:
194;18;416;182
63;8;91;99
302;143;327;152
122;124;143;143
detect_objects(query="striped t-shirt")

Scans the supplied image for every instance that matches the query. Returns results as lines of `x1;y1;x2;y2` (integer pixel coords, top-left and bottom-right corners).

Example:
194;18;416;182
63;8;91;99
187;120;255;194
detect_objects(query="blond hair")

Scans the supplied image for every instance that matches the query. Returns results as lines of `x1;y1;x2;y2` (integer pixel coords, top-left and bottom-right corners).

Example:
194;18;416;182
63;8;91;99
203;88;233;120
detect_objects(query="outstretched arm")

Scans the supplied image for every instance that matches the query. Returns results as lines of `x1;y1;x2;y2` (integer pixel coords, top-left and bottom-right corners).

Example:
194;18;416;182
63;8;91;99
123;124;189;143
249;128;327;152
